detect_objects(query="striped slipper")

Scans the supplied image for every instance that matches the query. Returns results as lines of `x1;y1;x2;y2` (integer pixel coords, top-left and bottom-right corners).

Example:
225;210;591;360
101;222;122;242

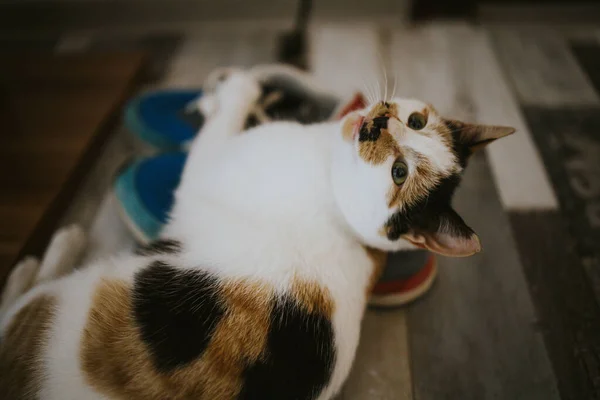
124;90;203;151
123;64;342;152
369;252;437;308
114;152;187;244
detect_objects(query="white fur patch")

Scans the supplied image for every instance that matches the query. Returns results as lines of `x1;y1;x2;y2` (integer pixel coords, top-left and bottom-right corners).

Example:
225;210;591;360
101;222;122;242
401;130;457;175
388;98;459;176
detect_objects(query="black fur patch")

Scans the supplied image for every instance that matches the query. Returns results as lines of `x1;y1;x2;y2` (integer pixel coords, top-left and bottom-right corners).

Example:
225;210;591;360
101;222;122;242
135;239;182;256
239;296;336;400
385;173;467;240
132;261;224;371
445;119;472;168
359;116;388;142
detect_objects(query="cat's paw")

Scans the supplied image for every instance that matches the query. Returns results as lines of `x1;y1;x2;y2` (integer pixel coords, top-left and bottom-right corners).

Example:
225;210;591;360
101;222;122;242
196;94;218;118
204;66;242;93
216;71;261;110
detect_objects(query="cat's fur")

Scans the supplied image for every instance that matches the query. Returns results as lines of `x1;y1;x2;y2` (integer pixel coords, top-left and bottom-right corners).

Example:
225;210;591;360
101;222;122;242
0;71;514;400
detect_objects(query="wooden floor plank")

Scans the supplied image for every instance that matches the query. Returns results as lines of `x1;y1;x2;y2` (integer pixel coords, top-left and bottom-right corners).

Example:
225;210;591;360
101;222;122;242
162;27;280;88
391;23;470;115
309;23;385;100
490;27;599;107
509;211;600;400
390;24;560;400
470;30;559;211
342;311;412;400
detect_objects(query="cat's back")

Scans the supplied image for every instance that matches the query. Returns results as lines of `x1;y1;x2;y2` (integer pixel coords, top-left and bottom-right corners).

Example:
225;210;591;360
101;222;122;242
1;239;365;400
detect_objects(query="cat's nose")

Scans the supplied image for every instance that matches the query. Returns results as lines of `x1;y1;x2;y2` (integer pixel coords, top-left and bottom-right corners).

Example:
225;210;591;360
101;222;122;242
371;116;389;130
359;116;389;141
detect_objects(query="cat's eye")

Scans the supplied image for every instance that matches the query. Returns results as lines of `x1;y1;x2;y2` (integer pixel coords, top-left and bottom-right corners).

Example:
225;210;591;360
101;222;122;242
391;160;408;185
408;112;427;130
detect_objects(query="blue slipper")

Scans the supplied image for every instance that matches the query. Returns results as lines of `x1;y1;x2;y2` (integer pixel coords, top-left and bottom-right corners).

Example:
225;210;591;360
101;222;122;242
124;90;203;151
124;65;346;151
114;152;187;243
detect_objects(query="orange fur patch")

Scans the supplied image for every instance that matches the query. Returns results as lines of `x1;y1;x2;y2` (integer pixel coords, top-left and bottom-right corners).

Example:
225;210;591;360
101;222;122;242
81;279;161;399
358;102;402;165
194;281;272;399
81;278;273;400
366;102;398;120
0;295;57;399
358;129;400;165
291;278;335;318
387;150;442;209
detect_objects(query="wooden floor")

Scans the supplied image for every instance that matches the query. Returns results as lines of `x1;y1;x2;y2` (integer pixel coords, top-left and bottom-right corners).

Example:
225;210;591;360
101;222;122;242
0;52;144;289
3;18;600;400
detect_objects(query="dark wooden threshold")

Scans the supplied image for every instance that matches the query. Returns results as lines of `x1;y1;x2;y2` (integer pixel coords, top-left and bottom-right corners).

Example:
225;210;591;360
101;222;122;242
0;0;295;33
0;52;146;291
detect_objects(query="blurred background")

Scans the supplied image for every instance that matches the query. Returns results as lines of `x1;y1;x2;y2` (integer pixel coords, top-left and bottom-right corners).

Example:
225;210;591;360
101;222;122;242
1;0;600;399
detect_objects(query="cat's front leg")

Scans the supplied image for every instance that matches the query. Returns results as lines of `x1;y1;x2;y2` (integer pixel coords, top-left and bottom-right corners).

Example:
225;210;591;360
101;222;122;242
188;71;261;156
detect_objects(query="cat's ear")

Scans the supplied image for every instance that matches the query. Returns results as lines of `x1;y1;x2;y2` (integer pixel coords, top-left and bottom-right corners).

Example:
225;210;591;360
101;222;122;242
446;119;515;152
402;208;481;257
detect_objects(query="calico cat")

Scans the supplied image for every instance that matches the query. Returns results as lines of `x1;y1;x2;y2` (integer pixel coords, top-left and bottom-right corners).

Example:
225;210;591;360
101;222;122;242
0;71;514;400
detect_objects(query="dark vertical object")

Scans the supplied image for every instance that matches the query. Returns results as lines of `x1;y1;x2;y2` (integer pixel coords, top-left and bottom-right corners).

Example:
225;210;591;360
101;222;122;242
277;0;312;70
410;0;476;21
571;42;600;96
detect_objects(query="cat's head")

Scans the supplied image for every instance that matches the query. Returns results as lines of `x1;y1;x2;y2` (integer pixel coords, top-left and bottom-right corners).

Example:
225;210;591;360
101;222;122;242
332;99;514;257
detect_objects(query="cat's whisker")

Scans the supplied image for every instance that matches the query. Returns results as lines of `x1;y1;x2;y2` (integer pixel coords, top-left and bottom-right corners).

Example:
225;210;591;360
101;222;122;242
364;75;376;105
374;46;389;102
367;76;378;105
360;76;375;105
391;67;398;101
382;64;388;102
372;75;382;104
358;76;368;102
